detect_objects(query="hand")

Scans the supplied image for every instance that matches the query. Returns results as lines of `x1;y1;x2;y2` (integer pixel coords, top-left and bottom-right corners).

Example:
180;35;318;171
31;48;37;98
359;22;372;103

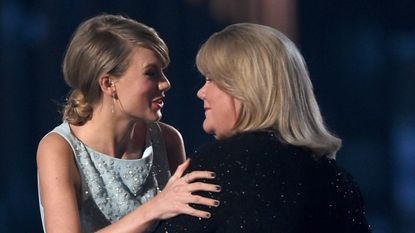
150;159;221;220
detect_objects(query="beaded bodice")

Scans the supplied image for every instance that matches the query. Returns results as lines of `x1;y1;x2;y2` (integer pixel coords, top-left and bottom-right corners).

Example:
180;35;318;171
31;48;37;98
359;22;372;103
39;121;170;233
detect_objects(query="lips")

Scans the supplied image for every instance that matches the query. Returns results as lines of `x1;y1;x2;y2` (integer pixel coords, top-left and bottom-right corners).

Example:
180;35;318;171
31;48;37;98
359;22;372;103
152;96;164;109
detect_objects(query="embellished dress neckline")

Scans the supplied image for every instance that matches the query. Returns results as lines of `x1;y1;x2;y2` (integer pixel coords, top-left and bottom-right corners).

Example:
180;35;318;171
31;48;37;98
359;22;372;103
70;126;153;162
38;121;171;233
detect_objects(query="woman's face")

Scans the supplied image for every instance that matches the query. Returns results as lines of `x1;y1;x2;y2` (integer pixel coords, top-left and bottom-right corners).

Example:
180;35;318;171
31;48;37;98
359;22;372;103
197;77;240;138
113;47;170;122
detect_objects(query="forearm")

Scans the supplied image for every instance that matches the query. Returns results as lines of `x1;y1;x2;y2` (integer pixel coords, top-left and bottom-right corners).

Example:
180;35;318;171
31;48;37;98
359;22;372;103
97;159;220;233
96;200;160;233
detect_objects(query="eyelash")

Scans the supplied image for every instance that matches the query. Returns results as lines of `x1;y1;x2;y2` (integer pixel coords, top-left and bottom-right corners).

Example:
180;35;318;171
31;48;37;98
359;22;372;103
145;71;158;78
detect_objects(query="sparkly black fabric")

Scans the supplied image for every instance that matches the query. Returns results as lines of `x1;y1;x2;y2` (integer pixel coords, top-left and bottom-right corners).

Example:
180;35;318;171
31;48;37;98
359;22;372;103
154;131;371;233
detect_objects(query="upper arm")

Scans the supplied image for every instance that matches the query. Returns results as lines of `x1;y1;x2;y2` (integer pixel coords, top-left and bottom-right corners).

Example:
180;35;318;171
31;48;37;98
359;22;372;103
37;133;81;233
159;122;186;173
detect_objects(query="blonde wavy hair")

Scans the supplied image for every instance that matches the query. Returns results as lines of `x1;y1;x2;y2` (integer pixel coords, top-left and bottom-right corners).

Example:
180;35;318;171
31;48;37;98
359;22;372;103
196;23;341;158
62;14;169;125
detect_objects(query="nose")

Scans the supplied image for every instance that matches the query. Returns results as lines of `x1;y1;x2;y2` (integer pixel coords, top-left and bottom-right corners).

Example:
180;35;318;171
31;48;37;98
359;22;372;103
197;83;206;100
159;74;171;92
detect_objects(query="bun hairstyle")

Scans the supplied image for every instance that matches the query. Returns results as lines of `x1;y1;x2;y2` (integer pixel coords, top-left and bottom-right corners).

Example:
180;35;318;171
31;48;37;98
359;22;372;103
64;89;93;125
62;14;169;125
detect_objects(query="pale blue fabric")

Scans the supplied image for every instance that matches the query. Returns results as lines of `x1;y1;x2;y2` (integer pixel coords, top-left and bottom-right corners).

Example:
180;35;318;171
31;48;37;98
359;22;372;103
38;121;171;233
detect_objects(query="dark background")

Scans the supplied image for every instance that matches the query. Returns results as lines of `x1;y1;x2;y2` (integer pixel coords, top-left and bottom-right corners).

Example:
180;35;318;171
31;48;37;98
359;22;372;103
1;0;414;232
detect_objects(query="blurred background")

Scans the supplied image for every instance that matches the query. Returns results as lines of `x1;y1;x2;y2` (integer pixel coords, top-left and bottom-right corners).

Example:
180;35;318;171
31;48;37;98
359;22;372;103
1;0;414;232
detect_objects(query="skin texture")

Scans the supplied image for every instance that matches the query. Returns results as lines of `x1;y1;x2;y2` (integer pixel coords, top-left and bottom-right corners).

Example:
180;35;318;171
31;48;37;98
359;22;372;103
111;47;170;123
37;47;220;233
197;77;241;139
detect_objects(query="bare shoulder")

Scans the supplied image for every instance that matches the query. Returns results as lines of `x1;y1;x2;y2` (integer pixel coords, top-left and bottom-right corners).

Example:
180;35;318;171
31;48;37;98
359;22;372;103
37;132;79;186
157;122;186;172
158;122;183;145
37;132;73;165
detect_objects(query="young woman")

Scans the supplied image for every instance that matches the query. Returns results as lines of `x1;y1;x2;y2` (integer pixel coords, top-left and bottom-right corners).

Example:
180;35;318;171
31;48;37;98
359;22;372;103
37;14;220;233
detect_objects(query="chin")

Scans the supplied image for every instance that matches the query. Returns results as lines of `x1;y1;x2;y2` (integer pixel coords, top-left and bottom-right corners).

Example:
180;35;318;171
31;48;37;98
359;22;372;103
204;129;220;140
202;124;213;134
136;113;162;122
149;110;162;121
151;114;162;122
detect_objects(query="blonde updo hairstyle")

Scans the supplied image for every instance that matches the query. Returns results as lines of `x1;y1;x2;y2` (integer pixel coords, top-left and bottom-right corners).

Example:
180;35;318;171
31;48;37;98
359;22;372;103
196;23;341;158
62;14;169;125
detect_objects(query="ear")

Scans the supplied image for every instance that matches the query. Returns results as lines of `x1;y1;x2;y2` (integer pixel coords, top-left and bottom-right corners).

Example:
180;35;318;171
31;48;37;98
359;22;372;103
98;74;114;96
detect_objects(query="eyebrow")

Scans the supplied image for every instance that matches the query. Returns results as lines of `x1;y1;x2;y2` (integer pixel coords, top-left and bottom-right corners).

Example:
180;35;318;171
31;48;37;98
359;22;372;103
143;63;162;69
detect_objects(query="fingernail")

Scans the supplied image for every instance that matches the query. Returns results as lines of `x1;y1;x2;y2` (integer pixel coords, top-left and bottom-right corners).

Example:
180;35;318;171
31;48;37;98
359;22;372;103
213;200;220;207
210;172;216;178
216;185;221;191
206;213;211;218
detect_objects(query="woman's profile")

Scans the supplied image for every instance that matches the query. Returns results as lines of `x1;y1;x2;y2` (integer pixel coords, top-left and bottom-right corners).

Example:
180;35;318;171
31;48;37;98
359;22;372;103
155;23;371;233
37;14;220;233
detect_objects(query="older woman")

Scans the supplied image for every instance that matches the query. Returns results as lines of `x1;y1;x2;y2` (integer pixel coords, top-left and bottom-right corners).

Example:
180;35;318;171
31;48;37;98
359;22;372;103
155;23;371;233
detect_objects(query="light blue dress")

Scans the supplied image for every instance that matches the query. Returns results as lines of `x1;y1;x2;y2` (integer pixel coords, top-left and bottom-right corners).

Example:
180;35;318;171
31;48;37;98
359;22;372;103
38;121;171;233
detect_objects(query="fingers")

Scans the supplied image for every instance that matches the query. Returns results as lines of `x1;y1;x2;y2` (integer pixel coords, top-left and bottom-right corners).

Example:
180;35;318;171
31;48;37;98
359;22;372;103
183;173;190;183
172;159;190;178
183;205;213;219
161;159;222;219
154;162;222;220
186;182;221;193
171;159;216;185
188;194;220;208
182;196;220;219
184;171;216;183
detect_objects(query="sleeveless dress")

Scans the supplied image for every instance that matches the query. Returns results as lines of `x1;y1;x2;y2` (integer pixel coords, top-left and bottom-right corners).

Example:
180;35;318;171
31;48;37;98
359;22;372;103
38;121;171;233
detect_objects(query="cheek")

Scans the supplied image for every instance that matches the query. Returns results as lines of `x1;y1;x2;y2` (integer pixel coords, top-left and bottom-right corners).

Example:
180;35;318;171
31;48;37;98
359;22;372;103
225;99;240;129
223;109;236;128
135;86;153;102
213;101;237;131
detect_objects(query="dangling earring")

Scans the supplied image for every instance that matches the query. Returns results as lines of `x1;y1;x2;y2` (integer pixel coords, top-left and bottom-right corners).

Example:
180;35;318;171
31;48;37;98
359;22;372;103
111;92;116;114
109;79;117;114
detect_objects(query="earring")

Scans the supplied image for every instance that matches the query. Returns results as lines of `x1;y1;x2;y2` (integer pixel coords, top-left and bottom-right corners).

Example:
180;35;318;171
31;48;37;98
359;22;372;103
111;92;116;114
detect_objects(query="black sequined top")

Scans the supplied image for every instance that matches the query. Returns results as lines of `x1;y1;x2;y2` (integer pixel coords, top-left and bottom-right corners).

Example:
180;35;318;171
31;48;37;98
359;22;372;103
154;130;371;233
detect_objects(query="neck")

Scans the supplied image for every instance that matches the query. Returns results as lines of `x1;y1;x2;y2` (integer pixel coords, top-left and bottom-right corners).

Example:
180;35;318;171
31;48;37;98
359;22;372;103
70;106;147;159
